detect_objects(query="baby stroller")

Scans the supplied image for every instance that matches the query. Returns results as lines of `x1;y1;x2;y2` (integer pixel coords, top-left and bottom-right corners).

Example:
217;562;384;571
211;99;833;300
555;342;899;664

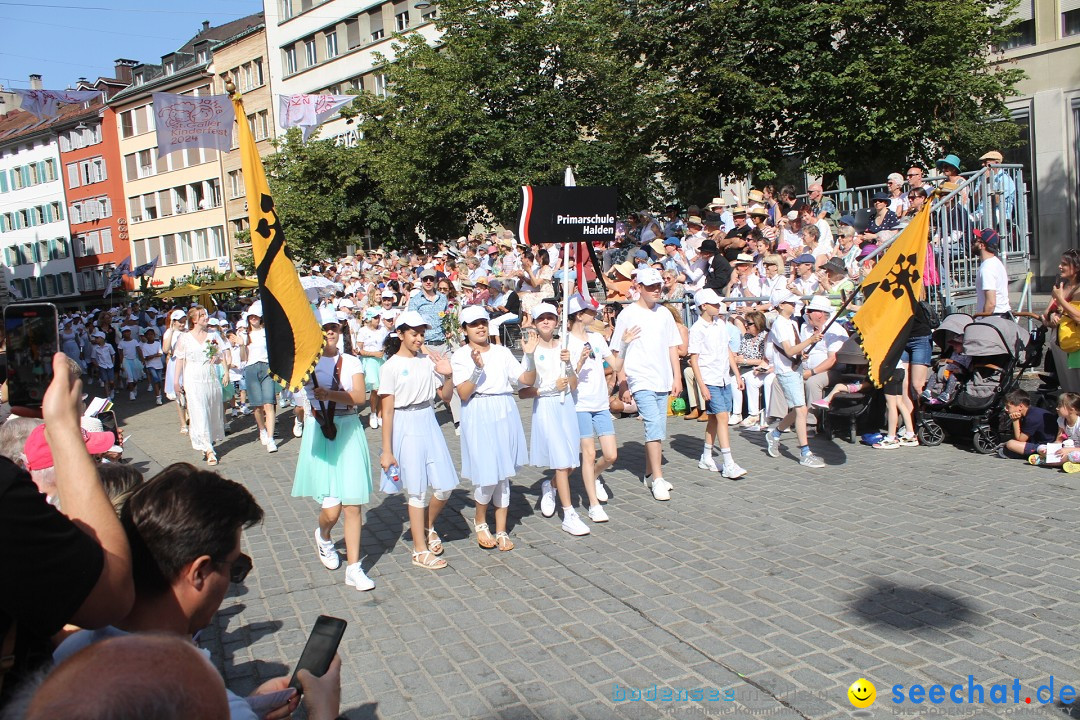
916;313;1043;453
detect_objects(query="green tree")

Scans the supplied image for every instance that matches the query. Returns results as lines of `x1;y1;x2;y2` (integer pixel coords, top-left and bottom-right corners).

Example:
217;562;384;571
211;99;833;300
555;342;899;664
354;0;663;237
631;0;1025;187
263;127;392;261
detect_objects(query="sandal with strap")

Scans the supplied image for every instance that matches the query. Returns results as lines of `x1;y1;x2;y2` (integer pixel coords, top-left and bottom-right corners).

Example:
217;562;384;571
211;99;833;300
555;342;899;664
206;451;218;466
426;527;444;556
475;523;496;550
411;549;447;570
494;532;514;552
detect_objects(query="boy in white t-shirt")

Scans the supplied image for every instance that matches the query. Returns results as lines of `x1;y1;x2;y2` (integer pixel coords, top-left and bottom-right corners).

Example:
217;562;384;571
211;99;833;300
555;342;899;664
91;332;117;401
765;289;826;468
687;289;746;479
610;266;683;501
138;328;165;405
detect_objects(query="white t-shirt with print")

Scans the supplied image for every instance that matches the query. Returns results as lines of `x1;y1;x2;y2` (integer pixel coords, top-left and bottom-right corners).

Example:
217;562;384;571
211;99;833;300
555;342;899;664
688;317;733;387
379;354;444;408
768;314;799;374
566;331;612;413
450;344;523;395
610;302;681;394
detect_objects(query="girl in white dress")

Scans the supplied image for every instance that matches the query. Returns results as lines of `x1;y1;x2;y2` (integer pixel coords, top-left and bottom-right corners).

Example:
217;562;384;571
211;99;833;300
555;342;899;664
522;303;588;536
173;306;227;465
451;306;536;551
355;309;388;428
378;311;459;570
163;309;190;434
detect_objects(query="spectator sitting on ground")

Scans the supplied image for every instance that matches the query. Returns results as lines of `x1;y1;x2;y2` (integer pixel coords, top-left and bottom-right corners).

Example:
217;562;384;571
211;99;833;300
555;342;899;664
52;462;339;720
1028;392;1080;470
1000;389;1058;461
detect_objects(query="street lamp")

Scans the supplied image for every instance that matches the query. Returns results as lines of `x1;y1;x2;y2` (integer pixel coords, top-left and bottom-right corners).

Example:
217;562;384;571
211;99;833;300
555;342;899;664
414;1;431;8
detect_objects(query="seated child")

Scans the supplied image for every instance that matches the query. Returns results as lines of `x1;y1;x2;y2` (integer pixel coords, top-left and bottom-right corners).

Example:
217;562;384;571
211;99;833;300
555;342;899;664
1029;391;1080;471
1000;389;1058;460
921;336;972;404
812;363;870;409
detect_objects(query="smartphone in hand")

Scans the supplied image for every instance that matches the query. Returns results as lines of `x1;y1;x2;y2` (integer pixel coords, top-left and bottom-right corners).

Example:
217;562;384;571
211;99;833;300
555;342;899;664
4;303;59;407
288;615;347;693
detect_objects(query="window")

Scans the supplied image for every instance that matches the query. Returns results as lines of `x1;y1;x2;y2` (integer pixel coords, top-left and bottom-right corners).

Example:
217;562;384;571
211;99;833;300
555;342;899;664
142;192;157;220
254;110;270;141
284;46;298;74
326;31;339;58
253;58;264;86
374;73;388;98
37;240;50;263
420;5;437;21
44;159;57;182
162;233;176;265
305;38;317;67
60;273;73;295
43;275;56;296
280;0;293;20
138;149;155;178
54;238;68;259
395;1;410;31
211;226;226;257
370;8;384;40
1065;2;1080;36
346;17;360;48
197;48;210;64
998;0;1035;49
120;110;134;138
164;60;175;75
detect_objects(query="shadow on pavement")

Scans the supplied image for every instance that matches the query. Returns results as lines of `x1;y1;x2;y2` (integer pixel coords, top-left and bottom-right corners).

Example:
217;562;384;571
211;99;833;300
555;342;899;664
340;703;380;719
849;580;975;630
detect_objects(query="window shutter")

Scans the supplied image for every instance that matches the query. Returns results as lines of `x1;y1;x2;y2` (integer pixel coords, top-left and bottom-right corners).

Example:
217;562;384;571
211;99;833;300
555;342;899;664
54;203;63;222
98;160;107;181
37;162;47;183
44;204;53;223
101;227;113;253
0;215;6;233
0;171;7;193
21;166;30;186
67;163;80;188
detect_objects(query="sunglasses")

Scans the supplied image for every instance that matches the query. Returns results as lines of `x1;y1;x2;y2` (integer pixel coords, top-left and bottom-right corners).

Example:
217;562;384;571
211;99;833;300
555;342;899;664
906;172;921;177
220;552;253;583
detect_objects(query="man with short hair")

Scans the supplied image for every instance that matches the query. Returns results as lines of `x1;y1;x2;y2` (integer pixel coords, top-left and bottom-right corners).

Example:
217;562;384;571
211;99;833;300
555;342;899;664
974;228;1011;317
408;268;449;349
610;266;684;501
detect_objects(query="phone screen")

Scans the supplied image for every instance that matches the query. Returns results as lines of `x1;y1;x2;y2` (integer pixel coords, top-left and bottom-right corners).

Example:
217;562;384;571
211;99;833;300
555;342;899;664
288;615;347;692
98;410;120;446
4;303;59;407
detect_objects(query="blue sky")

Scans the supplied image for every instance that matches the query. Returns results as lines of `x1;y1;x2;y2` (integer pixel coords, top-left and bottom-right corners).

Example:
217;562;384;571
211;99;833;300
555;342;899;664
0;0;263;91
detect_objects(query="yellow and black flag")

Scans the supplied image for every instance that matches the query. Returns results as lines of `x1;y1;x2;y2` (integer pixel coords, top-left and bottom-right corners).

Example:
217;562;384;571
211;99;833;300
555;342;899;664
852;202;932;387
231;92;323;391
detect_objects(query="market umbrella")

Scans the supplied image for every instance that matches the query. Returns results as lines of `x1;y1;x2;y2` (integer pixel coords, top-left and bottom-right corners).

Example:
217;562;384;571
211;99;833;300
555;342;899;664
199;277;259;292
300;276;343;303
156;283;203;299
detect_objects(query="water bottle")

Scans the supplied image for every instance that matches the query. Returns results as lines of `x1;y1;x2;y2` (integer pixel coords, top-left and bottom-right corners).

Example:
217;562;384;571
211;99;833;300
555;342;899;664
388;464;400;482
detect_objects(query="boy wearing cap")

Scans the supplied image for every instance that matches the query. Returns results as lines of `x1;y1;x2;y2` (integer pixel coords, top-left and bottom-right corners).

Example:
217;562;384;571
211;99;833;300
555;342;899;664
688;290;747;478
610;266;684;501
765;290;826;468
976;150;1015;224
974;228;1011;317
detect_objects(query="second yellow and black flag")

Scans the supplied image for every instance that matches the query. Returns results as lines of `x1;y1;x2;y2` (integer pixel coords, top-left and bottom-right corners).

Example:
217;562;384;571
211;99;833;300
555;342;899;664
231;91;323;392
852;202;932;387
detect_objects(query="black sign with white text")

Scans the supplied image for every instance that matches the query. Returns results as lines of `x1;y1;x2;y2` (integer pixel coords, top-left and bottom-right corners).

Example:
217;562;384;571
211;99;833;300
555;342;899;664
517;186;618;245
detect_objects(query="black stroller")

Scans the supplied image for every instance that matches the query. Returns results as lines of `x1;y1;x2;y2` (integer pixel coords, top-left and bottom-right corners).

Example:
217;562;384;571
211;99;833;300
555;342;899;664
916;313;1045;453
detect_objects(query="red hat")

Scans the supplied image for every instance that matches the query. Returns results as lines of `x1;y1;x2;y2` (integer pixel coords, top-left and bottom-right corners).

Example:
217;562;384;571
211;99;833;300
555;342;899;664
24;424;116;471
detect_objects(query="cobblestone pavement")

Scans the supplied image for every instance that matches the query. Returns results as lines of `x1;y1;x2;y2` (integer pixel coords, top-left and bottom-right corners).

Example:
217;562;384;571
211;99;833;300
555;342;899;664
118;389;1080;720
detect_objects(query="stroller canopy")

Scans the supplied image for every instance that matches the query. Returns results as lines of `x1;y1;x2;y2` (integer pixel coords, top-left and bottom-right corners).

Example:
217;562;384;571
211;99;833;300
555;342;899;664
962;316;1027;360
934;313;974;349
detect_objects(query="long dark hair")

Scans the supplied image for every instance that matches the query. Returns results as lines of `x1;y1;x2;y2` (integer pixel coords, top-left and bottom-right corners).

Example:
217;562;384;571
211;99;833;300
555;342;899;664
383;333;401;358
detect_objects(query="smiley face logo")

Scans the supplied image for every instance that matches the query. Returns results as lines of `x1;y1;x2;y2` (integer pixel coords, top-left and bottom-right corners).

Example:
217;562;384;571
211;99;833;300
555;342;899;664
848;678;876;708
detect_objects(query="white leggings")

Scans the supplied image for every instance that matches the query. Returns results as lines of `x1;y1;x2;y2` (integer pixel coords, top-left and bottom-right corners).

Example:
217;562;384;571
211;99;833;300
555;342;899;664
730;368;773;417
407;488;452;508
473;479;510;509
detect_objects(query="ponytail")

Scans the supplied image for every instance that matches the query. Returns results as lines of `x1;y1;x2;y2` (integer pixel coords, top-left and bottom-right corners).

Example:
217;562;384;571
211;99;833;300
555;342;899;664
383;333;402;358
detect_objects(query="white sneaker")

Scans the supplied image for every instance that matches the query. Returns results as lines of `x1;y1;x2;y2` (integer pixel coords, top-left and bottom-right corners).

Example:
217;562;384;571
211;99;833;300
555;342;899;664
800;453;825;468
727;414;742;426
146;384;154;392
698;454;719;472
561;508;591;535
345;562;375;591
293;417;303;438
722;462;747;479
539;480;556;518
266;439;278;453
155;395;162;406
587;505;609;523
369;413;378;429
594;477;609;502
766;431;781;458
315;529;340;570
129;390;136;400
259;429;269;445
646;476;671;501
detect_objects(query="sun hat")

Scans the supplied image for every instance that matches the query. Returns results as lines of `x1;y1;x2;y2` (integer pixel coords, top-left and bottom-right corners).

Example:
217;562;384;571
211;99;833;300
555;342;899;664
859;245;879;259
747;189;765;203
612;260;636;278
706;197;726;210
460;305;490;325
734;253;756;265
170;309;186;321
318;307;340;326
870;191;890;203
822;258;847;276
936;154;961;171
771;289;800;307
806;295;834;313
248;300;263;317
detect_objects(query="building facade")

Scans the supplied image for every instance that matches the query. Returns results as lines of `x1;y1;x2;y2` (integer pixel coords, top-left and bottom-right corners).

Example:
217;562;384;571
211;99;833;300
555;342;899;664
109;14;263;285
998;0;1080;288
211;24;275;268
262;0;440;144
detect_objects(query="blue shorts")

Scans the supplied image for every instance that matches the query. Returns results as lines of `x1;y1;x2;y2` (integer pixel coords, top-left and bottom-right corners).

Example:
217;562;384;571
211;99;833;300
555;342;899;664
705;384;733;415
98;367;115;382
776;371;805;408
244;361;280;406
145;367;162;384
901;333;933;367
632;390;669;443
577;409;615;439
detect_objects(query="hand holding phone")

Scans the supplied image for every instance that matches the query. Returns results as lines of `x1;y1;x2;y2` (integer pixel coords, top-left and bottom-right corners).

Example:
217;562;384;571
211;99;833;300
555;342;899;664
289;616;347;693
4;303;59;408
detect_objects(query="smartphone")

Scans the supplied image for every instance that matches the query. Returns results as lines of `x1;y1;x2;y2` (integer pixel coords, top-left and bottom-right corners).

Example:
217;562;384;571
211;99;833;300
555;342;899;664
4;303;59;407
288;615;347;692
98;410;121;447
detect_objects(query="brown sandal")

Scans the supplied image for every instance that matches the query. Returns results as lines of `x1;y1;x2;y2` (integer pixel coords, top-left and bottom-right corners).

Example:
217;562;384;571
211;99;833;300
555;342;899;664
475;523;496;549
495;532;514;552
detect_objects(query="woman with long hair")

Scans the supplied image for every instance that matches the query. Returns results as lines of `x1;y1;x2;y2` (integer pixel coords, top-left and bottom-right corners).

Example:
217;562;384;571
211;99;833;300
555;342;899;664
451;306;536;551
1045;249;1080;393
291;307;375;591
172;305;227;465
378;311;459;570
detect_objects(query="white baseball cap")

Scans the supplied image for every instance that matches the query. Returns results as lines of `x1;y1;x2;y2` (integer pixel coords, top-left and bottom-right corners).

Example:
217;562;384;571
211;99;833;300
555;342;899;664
530;303;558;321
381;290;397;299
694;288;723;308
381;308;399;320
635;266;663;286
170;310;185;321
460;305;490;325
248;300;263;317
567;293;595;315
771;289;800;307
394;310;429;330
318;307;340;326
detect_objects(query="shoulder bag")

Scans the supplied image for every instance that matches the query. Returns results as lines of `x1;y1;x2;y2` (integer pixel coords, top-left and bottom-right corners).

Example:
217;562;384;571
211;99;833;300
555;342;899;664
310;355;344;440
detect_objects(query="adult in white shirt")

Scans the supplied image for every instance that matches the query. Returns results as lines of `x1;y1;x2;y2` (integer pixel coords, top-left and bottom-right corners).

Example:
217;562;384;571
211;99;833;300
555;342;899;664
609;267;683;501
974;228;1011;316
801;205;833;253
